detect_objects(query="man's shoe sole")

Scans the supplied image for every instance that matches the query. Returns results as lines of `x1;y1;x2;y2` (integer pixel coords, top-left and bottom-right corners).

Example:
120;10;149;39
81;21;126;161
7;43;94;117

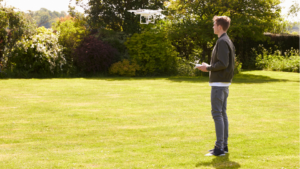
209;150;228;154
205;152;225;156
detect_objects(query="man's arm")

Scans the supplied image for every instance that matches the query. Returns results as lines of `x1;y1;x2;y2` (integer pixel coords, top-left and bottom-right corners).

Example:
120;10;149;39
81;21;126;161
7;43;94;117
206;40;229;72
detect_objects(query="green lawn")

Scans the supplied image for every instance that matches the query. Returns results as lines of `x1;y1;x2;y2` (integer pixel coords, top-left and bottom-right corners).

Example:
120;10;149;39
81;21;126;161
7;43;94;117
0;71;298;169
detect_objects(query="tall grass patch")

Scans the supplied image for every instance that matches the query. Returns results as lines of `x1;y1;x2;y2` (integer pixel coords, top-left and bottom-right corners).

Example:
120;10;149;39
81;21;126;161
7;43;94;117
255;47;299;72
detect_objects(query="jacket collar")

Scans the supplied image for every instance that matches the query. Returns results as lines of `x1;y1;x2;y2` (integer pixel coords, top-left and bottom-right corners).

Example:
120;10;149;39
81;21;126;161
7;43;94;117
219;33;227;39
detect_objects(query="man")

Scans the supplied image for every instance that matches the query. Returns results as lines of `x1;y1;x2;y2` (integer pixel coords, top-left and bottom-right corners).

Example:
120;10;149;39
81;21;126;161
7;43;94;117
198;16;235;156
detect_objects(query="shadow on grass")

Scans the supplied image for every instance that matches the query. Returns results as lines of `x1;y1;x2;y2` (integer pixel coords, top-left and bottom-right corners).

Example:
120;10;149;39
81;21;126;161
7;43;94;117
166;72;298;83
232;73;297;83
1;71;297;84
79;70;297;84
196;154;241;169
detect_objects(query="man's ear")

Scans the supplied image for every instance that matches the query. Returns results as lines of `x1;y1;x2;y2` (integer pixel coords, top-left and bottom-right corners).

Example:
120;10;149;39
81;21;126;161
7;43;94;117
218;25;224;31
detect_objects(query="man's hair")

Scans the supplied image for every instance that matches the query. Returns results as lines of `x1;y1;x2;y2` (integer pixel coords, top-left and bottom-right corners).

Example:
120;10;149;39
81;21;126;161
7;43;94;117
213;16;231;31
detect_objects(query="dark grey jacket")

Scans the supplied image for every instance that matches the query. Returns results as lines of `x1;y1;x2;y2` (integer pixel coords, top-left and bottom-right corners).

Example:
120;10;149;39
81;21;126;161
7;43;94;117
206;33;235;83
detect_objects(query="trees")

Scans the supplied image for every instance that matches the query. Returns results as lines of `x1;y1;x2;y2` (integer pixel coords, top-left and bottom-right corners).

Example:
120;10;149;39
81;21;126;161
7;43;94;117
0;0;291;76
71;0;165;34
166;0;282;64
27;8;67;28
0;4;36;67
52;15;89;74
288;0;300;18
0;4;69;76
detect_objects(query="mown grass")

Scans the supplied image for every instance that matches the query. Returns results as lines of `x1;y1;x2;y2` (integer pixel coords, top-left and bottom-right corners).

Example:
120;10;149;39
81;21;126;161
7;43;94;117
0;71;298;169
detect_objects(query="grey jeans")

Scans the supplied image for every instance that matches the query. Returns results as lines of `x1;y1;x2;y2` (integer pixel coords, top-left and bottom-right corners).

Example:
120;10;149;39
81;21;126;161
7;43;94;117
211;86;229;149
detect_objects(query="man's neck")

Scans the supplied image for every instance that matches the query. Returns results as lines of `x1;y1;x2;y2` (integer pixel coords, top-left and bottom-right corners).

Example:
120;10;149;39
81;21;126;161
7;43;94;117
218;31;226;38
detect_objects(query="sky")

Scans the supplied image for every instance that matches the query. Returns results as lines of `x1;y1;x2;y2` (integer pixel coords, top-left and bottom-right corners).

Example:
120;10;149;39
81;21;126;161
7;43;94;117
1;0;86;13
1;0;299;22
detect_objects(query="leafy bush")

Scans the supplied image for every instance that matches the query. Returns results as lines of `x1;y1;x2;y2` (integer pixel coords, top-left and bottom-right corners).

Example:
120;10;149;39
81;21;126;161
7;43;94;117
176;61;196;76
5;27;66;76
234;58;243;74
175;57;202;76
256;48;299;72
109;59;140;76
52;15;89;74
0;6;36;67
125;30;178;76
93;29;130;63
96;29;128;54
73;36;118;73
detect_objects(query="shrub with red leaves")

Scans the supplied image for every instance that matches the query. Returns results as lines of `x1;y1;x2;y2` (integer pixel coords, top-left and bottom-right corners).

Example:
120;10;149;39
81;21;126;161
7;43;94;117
73;36;118;73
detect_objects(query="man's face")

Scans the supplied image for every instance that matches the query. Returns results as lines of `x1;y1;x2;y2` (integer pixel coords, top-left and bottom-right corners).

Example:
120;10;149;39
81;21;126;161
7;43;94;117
213;21;220;35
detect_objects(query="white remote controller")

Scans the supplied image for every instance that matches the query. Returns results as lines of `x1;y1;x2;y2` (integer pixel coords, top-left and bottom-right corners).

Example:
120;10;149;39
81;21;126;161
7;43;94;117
194;64;202;68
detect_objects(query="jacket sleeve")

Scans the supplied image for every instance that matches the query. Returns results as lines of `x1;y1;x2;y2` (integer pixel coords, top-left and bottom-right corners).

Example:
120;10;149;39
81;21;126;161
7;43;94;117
206;40;229;72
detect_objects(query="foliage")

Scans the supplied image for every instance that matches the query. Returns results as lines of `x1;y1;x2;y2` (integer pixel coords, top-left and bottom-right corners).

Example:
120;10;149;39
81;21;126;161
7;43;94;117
109;59;140;76
26;8;67;28
93;28;130;62
166;0;282;63
255;47;299;72
176;58;197;76
175;57;206;76
287;21;299;34
267;19;293;34
73;36;118;73
57;15;73;22
52;15;89;74
72;0;165;34
288;0;300;18
234;58;242;74
0;5;36;66
232;33;299;70
5;27;66;76
125;29;178;76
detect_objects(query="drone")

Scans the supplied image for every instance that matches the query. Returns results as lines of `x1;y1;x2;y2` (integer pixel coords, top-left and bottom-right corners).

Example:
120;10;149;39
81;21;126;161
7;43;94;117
127;9;165;24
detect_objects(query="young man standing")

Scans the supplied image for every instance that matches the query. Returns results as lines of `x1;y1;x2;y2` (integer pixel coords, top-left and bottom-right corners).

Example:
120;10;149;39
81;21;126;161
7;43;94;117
198;16;235;156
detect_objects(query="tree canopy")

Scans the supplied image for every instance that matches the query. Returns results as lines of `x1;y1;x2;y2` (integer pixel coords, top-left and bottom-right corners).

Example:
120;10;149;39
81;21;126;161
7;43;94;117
166;0;282;62
288;0;300;18
72;0;165;34
0;4;36;65
27;8;67;28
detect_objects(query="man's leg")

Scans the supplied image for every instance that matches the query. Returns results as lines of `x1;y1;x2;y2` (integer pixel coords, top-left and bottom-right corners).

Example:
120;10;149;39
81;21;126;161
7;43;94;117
211;86;228;149
222;88;229;148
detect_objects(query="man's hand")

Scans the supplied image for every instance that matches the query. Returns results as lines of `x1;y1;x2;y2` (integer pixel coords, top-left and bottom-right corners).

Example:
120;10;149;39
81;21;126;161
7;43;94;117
197;62;209;72
201;62;209;66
